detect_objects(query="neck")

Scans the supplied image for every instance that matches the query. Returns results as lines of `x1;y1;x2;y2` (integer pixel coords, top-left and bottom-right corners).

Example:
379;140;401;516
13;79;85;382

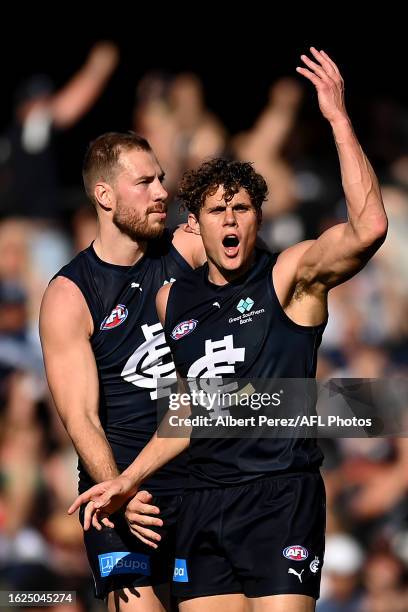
93;222;148;266
207;252;256;285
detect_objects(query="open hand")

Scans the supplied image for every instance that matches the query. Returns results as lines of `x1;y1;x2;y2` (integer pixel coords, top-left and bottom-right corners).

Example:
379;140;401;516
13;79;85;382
296;47;348;124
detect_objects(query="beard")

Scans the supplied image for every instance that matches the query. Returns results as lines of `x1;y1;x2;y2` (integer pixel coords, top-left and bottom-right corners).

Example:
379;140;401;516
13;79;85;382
112;202;167;241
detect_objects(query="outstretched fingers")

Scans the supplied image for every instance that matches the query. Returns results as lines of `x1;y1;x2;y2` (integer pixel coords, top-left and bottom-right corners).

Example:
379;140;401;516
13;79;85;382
296;66;321;88
319;49;341;76
300;52;332;82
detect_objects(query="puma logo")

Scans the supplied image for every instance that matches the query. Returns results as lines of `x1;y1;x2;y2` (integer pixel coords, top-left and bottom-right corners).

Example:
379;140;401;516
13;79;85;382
288;568;304;583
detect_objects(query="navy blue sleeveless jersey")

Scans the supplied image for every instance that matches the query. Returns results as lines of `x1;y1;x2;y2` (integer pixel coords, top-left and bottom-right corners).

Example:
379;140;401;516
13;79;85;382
164;249;326;489
53;229;193;495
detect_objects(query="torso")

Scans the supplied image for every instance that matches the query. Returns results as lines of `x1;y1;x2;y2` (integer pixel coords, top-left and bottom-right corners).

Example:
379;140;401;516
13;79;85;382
54;229;194;494
164;249;327;489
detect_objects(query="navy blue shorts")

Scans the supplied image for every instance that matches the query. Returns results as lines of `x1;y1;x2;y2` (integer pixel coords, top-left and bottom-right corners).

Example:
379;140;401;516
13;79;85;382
172;472;325;600
80;494;182;600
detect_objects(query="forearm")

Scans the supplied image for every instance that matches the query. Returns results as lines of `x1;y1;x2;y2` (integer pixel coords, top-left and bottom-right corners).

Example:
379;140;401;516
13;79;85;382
121;433;190;489
331;117;387;239
66;417;119;483
51;45;118;128
72;56;115;91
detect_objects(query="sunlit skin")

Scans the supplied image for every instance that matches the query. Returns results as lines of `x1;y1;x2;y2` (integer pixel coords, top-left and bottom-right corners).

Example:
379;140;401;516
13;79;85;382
100;149;169;243
189;186;261;285
65;46;389;612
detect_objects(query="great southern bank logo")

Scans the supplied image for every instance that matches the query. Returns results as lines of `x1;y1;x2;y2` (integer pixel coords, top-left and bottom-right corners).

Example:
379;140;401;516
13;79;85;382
98;552;151;577
173;558;189;582
237;297;254;314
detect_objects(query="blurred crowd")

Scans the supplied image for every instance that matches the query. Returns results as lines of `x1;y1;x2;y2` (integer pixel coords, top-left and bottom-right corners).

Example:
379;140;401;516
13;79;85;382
0;42;407;611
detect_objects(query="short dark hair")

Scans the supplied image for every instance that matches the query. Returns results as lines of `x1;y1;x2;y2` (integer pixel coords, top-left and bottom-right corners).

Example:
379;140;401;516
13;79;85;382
82;132;152;206
177;158;268;217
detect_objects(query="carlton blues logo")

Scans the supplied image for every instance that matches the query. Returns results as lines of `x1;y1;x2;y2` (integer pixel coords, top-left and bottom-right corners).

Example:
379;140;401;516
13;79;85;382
100;304;128;330
171;320;198;341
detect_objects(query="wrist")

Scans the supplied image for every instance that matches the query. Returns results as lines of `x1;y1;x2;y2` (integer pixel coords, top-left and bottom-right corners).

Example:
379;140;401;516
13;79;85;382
330;114;352;132
119;471;141;495
330;115;355;145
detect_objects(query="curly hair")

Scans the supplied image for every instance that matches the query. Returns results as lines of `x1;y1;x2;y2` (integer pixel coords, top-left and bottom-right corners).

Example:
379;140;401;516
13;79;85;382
177;158;268;217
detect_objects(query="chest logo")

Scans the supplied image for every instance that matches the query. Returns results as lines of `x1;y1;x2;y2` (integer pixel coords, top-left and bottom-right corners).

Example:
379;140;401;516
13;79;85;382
171;319;198;341
187;334;245;379
100;304;128;330
237;297;254;314
121;322;176;400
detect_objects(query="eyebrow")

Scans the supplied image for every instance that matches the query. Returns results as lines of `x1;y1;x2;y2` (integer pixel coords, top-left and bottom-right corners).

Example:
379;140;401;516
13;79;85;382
207;201;251;210
207;203;227;210
135;172;166;182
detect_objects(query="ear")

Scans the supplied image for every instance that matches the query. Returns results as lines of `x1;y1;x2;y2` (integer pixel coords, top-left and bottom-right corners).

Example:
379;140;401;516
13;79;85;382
187;213;201;235
94;182;113;212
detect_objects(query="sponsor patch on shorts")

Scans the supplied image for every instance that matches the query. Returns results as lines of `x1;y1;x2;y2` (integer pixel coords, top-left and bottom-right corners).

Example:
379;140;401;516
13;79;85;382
98;552;151;577
173;558;189;582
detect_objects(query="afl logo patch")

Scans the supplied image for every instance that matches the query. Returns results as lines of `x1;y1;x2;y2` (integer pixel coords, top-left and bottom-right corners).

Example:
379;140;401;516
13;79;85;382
171;319;198;340
100;304;128;330
283;545;309;562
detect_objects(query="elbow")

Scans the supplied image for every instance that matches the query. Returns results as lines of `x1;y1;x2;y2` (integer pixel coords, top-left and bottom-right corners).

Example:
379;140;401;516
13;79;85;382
356;214;388;249
374;212;388;240
371;216;388;246
65;413;102;439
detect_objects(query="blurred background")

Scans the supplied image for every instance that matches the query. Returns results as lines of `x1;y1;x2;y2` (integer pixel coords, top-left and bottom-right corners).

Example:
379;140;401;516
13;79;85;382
0;20;408;611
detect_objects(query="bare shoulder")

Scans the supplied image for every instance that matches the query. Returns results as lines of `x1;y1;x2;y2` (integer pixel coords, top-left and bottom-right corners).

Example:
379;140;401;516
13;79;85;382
172;225;206;268
156;282;174;325
273;240;316;306
40;276;93;340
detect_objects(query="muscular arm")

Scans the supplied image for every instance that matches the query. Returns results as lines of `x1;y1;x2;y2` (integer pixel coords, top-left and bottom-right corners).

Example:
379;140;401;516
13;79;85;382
294;48;387;292
68;282;191;520
273;49;387;325
40;276;119;483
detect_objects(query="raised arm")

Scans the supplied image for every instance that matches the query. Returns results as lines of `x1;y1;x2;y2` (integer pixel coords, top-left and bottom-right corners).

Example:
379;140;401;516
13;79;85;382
50;42;119;129
40;277;119;483
291;48;387;293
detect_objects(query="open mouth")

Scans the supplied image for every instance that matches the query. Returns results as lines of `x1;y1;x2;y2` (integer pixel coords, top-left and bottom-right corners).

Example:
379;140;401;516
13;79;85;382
222;234;240;257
